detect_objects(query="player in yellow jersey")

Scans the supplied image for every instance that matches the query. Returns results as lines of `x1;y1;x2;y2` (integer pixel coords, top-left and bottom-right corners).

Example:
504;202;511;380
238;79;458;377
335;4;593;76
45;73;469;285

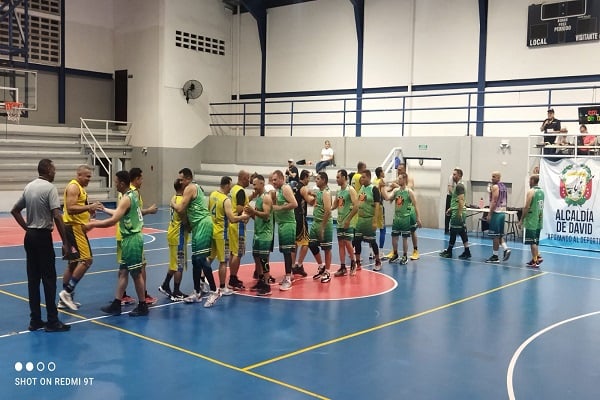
158;178;189;300
58;165;104;311
209;176;249;296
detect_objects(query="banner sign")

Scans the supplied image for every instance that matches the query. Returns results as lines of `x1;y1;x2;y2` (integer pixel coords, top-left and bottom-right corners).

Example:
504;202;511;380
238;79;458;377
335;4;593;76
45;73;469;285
528;0;600;47
540;158;600;251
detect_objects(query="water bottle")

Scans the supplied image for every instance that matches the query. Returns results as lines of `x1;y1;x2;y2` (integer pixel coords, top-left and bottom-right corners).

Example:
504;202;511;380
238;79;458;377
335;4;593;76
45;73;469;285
479;197;484;209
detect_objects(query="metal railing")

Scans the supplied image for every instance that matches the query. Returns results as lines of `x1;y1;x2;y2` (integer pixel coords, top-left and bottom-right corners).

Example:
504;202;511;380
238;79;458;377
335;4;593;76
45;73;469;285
210;84;600;137
80;118;132;190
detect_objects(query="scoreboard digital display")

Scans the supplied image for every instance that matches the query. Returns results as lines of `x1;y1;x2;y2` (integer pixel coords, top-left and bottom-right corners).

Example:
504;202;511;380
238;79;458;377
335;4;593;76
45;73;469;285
528;0;600;47
579;106;600;124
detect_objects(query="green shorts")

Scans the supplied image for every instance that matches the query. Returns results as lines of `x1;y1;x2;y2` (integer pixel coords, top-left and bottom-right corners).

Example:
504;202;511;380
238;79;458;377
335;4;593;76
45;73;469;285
336;226;354;242
488;212;506;237
252;237;273;258
524;228;541;245
277;221;296;254
355;217;376;241
191;216;213;257
120;233;144;276
309;220;333;250
391;216;412;237
449;212;466;232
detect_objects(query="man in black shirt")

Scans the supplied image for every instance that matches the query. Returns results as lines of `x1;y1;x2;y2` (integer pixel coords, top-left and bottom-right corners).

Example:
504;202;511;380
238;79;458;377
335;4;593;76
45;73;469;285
540;108;561;155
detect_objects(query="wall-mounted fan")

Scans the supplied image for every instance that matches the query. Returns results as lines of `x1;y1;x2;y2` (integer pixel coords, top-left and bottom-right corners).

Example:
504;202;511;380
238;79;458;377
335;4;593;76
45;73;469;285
182;80;203;103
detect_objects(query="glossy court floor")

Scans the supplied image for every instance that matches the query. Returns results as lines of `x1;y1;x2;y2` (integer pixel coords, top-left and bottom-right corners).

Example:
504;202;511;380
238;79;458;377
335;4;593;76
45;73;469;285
0;210;599;400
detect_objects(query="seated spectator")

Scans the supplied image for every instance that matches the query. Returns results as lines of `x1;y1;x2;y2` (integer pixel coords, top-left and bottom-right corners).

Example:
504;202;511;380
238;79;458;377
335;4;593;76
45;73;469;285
577;124;598;155
315;140;334;173
554;128;573;156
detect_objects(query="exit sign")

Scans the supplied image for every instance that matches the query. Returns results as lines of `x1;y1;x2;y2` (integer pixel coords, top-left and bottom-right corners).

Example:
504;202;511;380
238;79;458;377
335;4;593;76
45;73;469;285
418;144;428;150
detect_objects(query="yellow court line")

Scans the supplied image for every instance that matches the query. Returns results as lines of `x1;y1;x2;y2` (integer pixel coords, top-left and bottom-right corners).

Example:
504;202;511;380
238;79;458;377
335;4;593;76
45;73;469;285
243;272;548;371
0;287;329;399
88;319;329;400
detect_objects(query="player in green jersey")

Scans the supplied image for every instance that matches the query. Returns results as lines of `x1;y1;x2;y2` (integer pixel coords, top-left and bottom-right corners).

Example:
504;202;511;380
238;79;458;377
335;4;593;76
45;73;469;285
332;169;359;276
88;170;148;317
440;168;472;260
308;172;334;283
172;168;221;308
520;174;545;268
244;174;274;296
271;170;298;291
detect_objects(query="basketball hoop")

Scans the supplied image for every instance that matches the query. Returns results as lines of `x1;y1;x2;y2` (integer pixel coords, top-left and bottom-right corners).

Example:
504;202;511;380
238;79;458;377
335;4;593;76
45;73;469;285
5;101;23;124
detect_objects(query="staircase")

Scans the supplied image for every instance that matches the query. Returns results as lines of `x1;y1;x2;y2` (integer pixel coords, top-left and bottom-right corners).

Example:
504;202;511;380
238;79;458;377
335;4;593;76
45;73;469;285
0;124;132;211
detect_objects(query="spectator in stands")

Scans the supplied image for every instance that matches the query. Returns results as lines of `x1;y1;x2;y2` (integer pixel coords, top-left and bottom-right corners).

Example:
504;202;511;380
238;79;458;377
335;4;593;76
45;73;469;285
540;108;561;155
285;159;299;187
315;140;334;173
577;124;598;155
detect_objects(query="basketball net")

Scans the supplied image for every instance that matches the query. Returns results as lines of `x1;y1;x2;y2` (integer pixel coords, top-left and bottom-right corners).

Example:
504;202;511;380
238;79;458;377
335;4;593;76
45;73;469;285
5;101;23;124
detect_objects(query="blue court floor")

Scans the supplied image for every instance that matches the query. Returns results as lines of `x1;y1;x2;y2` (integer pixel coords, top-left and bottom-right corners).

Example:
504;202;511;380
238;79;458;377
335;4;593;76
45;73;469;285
0;209;599;399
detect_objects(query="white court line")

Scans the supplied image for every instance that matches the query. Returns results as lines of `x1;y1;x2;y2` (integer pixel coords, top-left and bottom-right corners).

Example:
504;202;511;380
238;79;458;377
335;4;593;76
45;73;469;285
506;310;600;400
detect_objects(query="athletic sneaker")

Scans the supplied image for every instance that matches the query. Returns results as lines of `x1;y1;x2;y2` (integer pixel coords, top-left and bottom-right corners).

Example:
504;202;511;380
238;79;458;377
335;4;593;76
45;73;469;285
292;264;308;277
503;248;512;261
385;250;395;259
279;276;292;291
220;287;234;296
368;252;374;260
439;250;452;258
388;253;399;263
526;259;540;268
121;294;136;305
537;256;544;265
458;251;471;260
268;276;276;284
257;281;272;296
170;291;187;301
183;290;202;303
228;276;245;291
320;270;331;283
59;290;78;311
349;261;357;276
399;256;408;265
129;302;149;317
373;260;382;271
145;294;157;305
334;266;347;277
101;300;122;316
158;285;173;298
57;299;81;310
410;250;420;260
485;255;500;263
312;265;326;280
203;291;222;308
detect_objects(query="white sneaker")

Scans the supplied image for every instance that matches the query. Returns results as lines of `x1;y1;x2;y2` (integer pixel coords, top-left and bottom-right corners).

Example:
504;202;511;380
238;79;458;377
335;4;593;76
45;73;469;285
203;291;222;308
219;287;234;296
59;290;78;311
183;290;201;303
279;276;292;291
57;299;81;309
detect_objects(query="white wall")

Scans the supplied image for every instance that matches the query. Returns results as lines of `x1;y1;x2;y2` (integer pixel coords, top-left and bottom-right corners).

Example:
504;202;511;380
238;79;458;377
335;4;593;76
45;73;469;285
266;0;357;93
113;0;161;148
161;0;233;149
65;0;114;73
487;0;600;80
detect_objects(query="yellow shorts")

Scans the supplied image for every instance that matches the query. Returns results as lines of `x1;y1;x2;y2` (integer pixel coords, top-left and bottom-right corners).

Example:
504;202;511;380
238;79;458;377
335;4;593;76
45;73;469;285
169;244;188;271
210;238;227;263
65;224;92;262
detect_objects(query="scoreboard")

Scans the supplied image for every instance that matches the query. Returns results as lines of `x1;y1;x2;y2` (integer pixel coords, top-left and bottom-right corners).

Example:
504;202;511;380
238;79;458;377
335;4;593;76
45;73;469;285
579;106;600;124
528;0;600;47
